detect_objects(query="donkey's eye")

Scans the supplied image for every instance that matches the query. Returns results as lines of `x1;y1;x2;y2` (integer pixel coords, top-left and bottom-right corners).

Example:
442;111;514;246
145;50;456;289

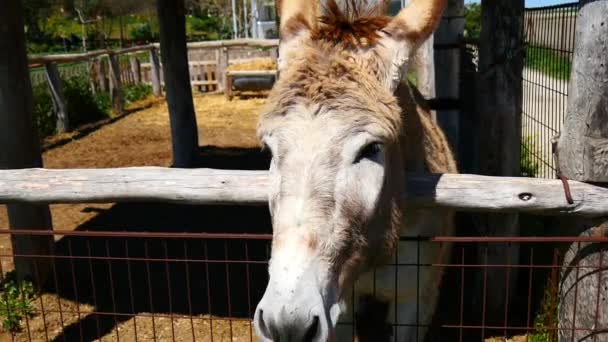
354;142;383;163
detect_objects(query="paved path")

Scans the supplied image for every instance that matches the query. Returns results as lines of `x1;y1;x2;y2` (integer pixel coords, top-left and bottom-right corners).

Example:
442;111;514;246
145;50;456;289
522;67;569;178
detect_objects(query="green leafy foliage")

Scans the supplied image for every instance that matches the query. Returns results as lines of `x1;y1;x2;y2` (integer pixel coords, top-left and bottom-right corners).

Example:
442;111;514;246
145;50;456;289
24;0;242;51
129;22;157;42
521;136;540;177
187;15;232;41
31;82;56;139
63;75;111;127
31;74;112;139
0;273;36;332
525;45;572;80
123;83;153;106
189;16;219;32
528;281;559;342
464;3;481;40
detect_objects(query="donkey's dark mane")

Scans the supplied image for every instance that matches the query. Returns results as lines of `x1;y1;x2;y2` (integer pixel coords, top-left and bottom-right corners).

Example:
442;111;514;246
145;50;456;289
312;0;391;48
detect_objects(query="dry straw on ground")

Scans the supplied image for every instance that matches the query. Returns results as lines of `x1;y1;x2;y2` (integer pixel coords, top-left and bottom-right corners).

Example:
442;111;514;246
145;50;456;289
227;58;276;72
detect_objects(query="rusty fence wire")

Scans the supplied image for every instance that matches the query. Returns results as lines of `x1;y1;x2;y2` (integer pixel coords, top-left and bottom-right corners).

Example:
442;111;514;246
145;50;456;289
521;2;578;179
0;229;606;341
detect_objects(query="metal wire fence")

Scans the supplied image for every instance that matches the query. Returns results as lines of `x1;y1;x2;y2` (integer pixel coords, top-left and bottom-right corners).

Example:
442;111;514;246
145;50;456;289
1;229;606;341
521;2;578;179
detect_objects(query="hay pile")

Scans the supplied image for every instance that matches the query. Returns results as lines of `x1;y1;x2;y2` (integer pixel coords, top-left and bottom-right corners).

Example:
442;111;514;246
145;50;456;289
228;58;277;71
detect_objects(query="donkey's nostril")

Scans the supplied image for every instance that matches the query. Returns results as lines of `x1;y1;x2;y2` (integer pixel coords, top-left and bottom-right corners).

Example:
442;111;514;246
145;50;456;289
303;315;320;342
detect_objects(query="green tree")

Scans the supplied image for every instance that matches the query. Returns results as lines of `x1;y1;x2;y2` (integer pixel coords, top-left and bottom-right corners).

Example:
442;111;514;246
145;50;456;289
464;3;481;40
23;0;55;42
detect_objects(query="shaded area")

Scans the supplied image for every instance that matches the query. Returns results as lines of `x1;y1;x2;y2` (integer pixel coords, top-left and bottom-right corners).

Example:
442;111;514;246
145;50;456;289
429;214;574;341
193;146;270;170
38;148;272;341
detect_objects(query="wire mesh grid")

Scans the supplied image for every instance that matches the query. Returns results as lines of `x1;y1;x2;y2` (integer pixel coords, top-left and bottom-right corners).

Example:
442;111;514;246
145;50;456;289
0;229;606;341
521;2;578;179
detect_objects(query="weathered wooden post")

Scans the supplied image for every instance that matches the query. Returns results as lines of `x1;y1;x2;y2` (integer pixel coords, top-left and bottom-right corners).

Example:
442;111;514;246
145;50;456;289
217;47;230;91
434;0;465;154
556;1;608;340
156;0;200;167
0;0;53;283
88;60;97;95
129;55;142;84
44;62;69;133
108;52;124;115
556;1;608;182
94;57;109;92
149;47;162;96
474;0;524;326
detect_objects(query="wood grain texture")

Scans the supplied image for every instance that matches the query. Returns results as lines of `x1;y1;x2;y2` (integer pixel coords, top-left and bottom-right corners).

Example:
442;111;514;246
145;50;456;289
1;168;608;217
558;222;608;341
0;0;53;281
557;0;608;182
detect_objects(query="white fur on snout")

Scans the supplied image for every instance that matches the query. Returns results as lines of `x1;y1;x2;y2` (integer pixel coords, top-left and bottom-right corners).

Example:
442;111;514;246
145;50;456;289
268;235;320;296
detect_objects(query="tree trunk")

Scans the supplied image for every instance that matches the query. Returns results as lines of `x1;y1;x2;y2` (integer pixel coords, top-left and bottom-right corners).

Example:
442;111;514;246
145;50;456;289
474;0;524;328
0;0;53;283
156;0;200;167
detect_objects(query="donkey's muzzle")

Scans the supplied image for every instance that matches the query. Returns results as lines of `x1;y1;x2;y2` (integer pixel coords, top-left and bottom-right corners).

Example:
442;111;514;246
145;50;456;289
254;305;325;342
253;261;336;342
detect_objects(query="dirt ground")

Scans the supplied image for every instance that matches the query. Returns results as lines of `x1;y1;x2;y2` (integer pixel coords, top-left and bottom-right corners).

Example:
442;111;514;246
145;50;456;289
0;93;265;247
0;293;259;342
0;93;267;341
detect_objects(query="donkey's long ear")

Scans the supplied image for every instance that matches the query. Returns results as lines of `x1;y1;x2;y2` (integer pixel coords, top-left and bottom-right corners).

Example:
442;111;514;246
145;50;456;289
376;0;446;91
277;0;318;71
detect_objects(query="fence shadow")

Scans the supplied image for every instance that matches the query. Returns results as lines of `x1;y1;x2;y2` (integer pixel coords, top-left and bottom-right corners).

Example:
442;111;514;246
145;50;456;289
42;146;272;341
46;202;272;341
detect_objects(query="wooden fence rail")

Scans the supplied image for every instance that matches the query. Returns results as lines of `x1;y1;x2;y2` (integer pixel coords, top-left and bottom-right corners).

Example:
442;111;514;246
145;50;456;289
27;39;279;133
1;168;608;217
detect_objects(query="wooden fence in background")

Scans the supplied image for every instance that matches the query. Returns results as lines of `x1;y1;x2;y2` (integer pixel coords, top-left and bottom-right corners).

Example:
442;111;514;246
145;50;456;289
28;39;279;133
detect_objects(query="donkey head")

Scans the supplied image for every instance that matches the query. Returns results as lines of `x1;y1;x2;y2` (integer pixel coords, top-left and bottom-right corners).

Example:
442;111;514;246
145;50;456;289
254;1;445;341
